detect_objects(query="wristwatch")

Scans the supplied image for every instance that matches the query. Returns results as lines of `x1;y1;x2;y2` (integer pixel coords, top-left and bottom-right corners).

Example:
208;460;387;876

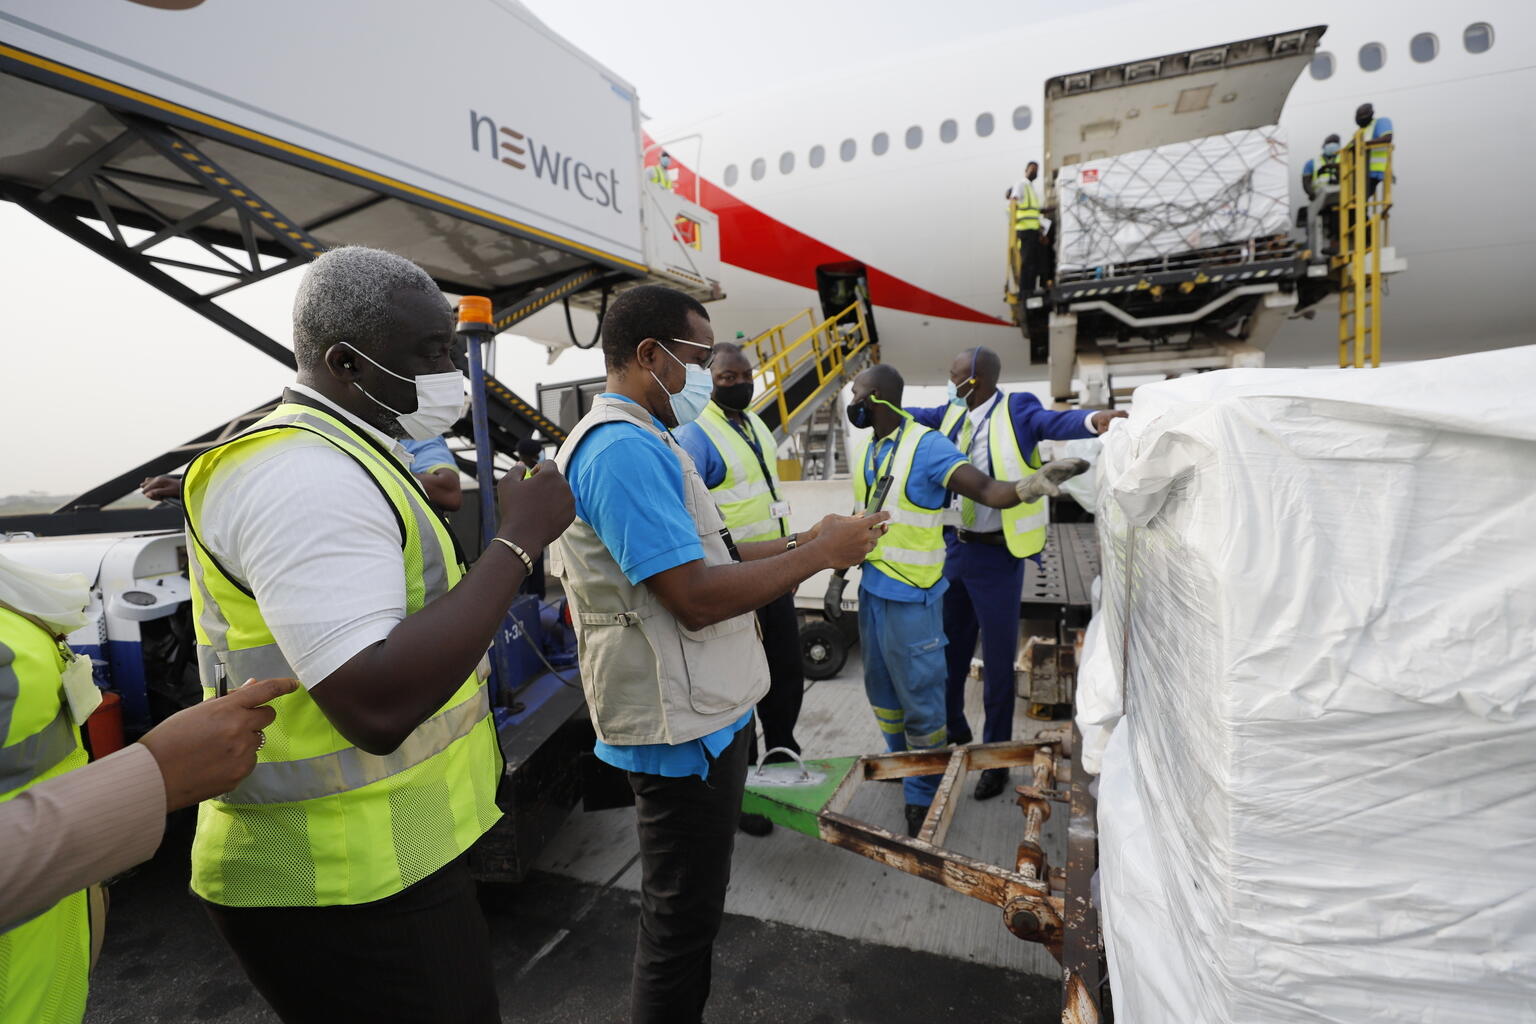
785;533;799;551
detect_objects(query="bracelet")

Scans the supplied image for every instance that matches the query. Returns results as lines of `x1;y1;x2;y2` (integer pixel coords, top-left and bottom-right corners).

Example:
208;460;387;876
785;533;798;551
491;536;536;576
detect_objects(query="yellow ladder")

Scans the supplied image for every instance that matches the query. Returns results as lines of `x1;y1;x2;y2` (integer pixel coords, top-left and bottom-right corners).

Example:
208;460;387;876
742;301;877;443
1335;131;1393;367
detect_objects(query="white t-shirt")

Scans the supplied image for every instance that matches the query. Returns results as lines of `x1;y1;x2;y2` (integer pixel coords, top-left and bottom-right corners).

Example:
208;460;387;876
197;386;415;688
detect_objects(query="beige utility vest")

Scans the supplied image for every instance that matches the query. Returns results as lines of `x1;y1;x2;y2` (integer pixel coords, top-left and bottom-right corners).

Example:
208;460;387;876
550;396;770;745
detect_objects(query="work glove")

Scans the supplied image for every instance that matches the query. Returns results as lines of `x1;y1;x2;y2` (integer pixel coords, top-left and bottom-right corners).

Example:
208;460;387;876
1015;458;1091;502
823;571;848;621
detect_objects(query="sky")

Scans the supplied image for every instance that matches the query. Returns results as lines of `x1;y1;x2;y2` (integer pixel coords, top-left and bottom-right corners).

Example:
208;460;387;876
0;0;1131;498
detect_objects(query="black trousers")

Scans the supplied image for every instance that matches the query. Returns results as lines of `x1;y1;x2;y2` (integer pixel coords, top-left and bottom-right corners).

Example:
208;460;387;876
753;591;803;757
203;853;498;1024
1016;228;1041;292
628;723;751;1024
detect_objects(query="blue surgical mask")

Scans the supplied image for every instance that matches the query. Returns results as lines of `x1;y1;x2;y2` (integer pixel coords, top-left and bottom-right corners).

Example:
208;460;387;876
653;340;713;425
946;378;975;407
1323;142;1340;156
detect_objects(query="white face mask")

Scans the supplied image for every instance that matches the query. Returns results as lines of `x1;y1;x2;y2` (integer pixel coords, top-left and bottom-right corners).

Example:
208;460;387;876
343;344;468;440
651;338;714;426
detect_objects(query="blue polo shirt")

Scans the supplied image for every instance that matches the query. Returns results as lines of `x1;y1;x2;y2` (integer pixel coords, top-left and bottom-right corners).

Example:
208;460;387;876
859;426;969;605
675;420;727;489
400;436;456;474
565;394;752;779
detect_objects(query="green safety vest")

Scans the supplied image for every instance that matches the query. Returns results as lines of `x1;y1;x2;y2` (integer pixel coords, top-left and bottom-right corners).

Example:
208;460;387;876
852;423;948;590
0;608;90;1024
1312;153;1340;188
694;402;787;543
183;401;502;909
1013;182;1041;231
1357;120;1389;175
648;164;673;190
938;401;1046;559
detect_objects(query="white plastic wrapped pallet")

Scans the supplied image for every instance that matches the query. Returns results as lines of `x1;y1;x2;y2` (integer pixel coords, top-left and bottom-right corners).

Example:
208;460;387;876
1056;126;1291;272
1081;347;1536;1023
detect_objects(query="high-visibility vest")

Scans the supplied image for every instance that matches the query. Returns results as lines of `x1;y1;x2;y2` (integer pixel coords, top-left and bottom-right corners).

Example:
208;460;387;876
1013;182;1041;231
939;400;1046;559
695;402;787;543
648;164;673;191
0;608;90;1023
183;401;502;908
852;424;948;590
1312;153;1340;189
1357;120;1389;176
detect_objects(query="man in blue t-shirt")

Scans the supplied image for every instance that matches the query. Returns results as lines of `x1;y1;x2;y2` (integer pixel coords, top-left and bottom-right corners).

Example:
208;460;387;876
400;435;462;512
847;363;1086;836
558;286;887;1022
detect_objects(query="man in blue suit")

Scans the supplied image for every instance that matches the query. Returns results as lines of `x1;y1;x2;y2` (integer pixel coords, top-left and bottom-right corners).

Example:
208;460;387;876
909;347;1124;799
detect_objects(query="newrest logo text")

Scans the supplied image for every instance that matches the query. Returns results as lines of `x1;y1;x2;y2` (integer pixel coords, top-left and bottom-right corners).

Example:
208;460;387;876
470;110;622;213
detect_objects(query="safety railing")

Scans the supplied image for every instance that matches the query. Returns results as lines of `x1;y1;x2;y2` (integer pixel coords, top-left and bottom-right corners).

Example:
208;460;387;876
1335;132;1393;368
746;301;875;440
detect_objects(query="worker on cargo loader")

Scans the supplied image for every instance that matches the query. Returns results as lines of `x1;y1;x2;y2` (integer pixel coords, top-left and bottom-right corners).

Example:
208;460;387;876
844;363;1087;835
676;341;805;831
1008;161;1044;292
1303;134;1343;201
550;285;885;1024
1354;103;1393;199
183;247;575;1024
907;349;1123;799
648;150;675;192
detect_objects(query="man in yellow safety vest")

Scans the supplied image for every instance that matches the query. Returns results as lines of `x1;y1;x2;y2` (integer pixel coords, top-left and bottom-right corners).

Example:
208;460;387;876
847;363;1086;836
1353;102;1394;199
1008;161;1045;292
184;246;575;1023
676;342;803;805
909;348;1124;800
648;151;676;192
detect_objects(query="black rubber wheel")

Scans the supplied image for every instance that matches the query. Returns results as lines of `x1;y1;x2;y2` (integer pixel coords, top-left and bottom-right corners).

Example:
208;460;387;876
800;619;848;681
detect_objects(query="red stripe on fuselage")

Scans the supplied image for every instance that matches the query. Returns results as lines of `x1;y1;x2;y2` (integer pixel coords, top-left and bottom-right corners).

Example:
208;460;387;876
652;150;1007;327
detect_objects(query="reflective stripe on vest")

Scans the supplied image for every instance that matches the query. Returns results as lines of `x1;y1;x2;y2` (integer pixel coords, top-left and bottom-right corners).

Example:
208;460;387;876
1014;182;1041;231
853;423;947;589
1359;121;1388;175
183;402;501;908
1313;155;1340;187
0;611;90;1023
939;399;1047;558
649;165;672;189
695;403;786;543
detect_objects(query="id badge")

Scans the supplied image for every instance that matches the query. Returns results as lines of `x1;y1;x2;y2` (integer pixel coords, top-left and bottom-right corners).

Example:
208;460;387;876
61;653;102;727
769;500;791;520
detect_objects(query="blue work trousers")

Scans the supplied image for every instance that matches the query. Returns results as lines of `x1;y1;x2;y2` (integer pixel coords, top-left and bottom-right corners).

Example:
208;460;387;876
858;588;949;807
942;539;1028;745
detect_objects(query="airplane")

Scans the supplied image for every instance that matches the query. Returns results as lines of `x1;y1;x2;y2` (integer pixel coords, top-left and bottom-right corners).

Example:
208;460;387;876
519;1;1534;386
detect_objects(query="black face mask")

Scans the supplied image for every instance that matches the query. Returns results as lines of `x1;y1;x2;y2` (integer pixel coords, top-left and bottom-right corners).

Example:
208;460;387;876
847;401;871;429
714;381;754;411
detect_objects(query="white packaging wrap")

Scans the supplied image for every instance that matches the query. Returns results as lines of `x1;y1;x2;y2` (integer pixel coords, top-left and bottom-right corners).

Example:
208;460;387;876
1091;348;1536;1023
1057;126;1291;272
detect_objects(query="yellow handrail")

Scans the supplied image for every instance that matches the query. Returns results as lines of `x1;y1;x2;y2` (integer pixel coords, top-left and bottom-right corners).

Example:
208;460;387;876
743;301;874;436
1335;131;1393;368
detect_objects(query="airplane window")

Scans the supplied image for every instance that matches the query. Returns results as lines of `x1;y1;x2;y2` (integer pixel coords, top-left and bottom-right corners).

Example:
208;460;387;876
809;144;825;168
780;151;794;174
1359;42;1385;72
751;157;766;181
1310;51;1334;79
724;164;738;187
976;112;994;137
1411;33;1438;62
1464;22;1494;53
872;132;889;156
1013;105;1032;130
940;119;957;143
840;138;856;161
905;125;922;150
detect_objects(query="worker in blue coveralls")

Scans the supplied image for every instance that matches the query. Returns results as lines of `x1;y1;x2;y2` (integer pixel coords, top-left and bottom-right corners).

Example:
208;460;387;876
908;348;1124;801
845;363;1088;836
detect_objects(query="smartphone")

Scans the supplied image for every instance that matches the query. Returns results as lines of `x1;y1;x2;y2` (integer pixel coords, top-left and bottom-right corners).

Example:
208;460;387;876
865;473;894;515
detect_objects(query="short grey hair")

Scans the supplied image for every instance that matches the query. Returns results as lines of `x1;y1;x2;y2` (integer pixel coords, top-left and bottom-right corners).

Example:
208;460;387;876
292;246;445;370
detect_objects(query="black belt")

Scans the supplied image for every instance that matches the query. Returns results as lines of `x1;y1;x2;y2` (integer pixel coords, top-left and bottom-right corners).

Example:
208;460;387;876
954;529;1006;547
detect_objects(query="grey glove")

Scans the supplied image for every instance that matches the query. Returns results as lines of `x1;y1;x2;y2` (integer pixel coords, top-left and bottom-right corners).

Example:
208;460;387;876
823;571;848;621
1015;458;1091;502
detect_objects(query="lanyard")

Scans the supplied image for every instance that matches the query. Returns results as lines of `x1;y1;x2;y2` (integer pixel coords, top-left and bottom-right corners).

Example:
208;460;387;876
949;394;1002;451
727;413;782;505
865;422;906;494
